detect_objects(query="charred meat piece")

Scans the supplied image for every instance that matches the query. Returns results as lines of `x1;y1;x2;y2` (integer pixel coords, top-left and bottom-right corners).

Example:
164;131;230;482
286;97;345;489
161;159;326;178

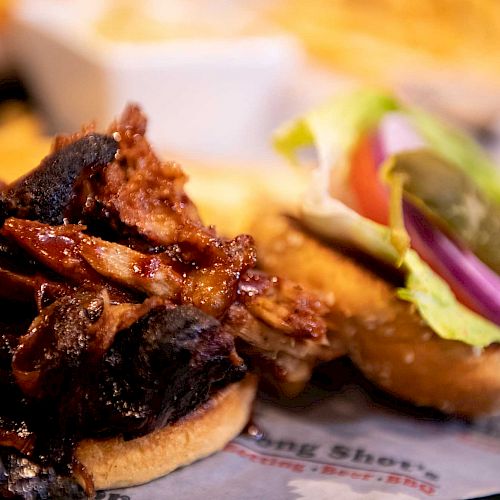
3;290;158;466
0;134;118;225
12;290;160;398
0;234;72;308
238;269;329;340
0;234;39;274
0;300;36;386
181;234;256;317
2;217;254;318
221;270;345;396
0;451;86;500
78;106;203;247
225;302;342;397
2;290;245;479
86;304;246;439
2;219;140;304
79;234;184;300
0;267;70;307
76;107;257;302
2;219;97;283
0;416;34;456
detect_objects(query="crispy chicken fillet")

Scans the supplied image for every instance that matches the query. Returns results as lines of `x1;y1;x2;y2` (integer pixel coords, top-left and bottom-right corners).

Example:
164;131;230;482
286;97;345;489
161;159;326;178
251;212;500;415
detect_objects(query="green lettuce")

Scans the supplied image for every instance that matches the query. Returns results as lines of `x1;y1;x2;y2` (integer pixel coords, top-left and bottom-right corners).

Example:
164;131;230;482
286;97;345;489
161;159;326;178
301;194;399;267
275;88;398;170
274;88;500;347
399;251;500;347
274;88;400;262
275;89;398;193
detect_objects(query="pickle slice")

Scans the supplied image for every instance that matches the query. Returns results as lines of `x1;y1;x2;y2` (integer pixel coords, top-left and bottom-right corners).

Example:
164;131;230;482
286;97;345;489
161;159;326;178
384;149;500;274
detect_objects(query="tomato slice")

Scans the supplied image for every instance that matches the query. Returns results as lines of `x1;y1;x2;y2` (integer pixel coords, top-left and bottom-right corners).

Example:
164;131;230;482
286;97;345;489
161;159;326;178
349;134;389;225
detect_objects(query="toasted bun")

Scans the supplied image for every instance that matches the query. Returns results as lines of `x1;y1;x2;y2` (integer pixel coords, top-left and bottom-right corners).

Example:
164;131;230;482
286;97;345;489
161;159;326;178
252;212;500;417
75;376;257;490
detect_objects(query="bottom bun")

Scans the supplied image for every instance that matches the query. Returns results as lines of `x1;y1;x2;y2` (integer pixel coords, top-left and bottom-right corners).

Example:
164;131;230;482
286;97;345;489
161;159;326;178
251;213;500;417
75;376;258;490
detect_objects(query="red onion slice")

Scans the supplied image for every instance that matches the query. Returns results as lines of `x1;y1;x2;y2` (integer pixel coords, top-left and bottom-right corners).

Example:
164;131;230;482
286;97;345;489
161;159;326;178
404;202;500;325
373;113;500;325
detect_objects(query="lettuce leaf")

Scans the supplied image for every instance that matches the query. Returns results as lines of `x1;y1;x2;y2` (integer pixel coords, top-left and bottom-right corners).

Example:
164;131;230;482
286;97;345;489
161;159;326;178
274;88;500;347
274;89;398;201
274;88;400;261
301;194;399;267
274;88;398;170
399;250;500;347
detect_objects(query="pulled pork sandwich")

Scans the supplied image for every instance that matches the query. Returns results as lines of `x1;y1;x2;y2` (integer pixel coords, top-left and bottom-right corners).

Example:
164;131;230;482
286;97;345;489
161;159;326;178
251;89;500;418
0;105;332;498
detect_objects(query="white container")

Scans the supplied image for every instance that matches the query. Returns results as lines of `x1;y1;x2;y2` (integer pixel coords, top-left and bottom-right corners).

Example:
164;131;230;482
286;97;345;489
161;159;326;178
7;0;303;162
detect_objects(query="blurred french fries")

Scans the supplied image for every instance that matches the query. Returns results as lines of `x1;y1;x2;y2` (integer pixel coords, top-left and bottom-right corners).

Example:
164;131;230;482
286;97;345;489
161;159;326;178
272;0;500;127
0;103;50;182
273;0;500;79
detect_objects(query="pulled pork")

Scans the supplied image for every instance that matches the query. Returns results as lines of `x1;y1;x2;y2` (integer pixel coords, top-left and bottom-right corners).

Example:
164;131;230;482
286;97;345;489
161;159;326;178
0;105;338;497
